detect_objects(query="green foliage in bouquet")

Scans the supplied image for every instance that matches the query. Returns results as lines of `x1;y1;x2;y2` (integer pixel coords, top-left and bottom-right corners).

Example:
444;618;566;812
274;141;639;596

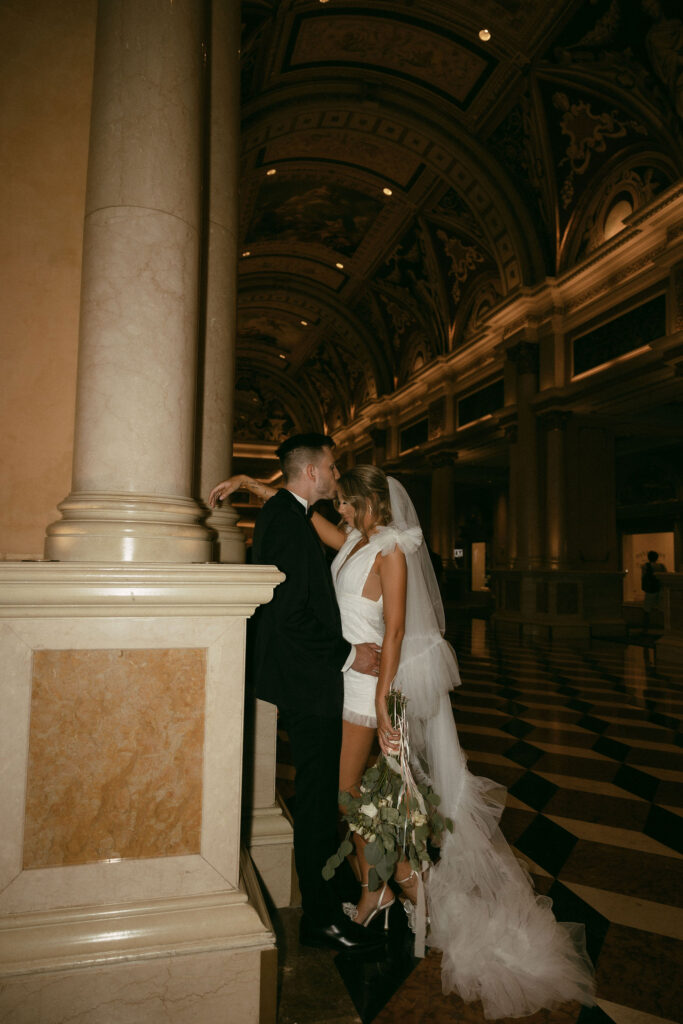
322;691;453;892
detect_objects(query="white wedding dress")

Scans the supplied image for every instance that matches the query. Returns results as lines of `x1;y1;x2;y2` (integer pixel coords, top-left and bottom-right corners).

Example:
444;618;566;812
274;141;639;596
331;506;595;1020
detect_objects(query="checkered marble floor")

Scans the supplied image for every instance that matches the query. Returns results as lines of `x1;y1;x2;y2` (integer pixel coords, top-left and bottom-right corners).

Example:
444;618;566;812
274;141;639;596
274;619;683;1024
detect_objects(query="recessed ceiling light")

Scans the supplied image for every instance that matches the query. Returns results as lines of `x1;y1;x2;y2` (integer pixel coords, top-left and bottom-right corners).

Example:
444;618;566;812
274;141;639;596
241;250;251;257
382;187;393;196
479;28;491;42
279;353;287;359
266;167;277;176
335;261;344;269
300;319;308;326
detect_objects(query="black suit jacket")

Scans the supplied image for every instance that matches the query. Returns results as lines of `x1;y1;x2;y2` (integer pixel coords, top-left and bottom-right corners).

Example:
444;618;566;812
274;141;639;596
251;488;351;718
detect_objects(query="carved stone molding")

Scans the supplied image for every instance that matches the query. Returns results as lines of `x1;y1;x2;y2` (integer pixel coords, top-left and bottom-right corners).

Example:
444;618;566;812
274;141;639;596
565;243;668;312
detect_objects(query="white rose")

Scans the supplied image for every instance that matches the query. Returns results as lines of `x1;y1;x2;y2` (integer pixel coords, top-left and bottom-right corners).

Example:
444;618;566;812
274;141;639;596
360;802;378;819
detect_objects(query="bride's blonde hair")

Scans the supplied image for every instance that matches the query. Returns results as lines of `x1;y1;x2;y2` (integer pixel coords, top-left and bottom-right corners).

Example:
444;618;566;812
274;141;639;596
337;465;392;534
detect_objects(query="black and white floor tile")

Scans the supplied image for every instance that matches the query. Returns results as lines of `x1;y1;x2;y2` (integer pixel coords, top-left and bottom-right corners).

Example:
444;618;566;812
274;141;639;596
273;619;683;1024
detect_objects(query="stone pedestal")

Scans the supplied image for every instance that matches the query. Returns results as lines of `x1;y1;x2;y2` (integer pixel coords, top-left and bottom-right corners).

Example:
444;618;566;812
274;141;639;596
0;562;282;1024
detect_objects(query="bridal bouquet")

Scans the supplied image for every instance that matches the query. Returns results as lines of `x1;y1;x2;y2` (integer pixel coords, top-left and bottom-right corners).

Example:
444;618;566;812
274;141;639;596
323;690;453;893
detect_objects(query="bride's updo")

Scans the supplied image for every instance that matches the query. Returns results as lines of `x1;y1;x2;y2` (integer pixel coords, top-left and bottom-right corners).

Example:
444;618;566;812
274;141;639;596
337;465;392;533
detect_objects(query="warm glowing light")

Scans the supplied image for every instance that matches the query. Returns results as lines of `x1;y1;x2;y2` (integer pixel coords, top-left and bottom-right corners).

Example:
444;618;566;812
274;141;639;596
279;353;287;359
479;28;491;41
266;168;277;176
335;261;344;269
382;187;393;196
300;319;308;326
604;198;633;240
241;250;251;257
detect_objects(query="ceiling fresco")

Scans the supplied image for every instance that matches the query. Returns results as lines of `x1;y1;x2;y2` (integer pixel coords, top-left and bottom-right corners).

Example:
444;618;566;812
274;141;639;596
236;0;683;446
284;11;495;106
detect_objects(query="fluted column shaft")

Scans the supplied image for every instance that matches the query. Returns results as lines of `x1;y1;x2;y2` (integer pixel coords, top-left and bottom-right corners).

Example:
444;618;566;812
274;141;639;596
199;0;245;563
46;0;212;562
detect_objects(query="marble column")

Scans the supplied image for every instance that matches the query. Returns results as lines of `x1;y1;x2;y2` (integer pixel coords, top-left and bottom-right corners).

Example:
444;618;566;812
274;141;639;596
544;411;570;568
505;425;519;567
198;0;245;564
45;0;213;562
430;458;457;566
507;342;541;569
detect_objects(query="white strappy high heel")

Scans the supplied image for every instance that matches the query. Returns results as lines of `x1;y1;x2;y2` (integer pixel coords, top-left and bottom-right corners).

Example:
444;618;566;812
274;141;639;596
344;882;395;930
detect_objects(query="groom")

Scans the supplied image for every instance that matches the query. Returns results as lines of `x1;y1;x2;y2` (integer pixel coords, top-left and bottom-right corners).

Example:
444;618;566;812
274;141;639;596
211;434;383;954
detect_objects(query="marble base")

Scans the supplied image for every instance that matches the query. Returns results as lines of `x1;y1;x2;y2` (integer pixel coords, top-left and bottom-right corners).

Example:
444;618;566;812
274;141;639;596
205;505;247;564
0;852;277;1024
1;946;273;1024
44;492;214;563
248;801;296;909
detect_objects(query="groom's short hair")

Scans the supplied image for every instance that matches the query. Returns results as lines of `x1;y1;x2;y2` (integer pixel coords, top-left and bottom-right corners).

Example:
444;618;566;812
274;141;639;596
276;433;335;482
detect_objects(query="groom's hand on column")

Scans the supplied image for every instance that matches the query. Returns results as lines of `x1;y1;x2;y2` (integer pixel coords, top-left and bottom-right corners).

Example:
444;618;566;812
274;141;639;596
351;642;382;676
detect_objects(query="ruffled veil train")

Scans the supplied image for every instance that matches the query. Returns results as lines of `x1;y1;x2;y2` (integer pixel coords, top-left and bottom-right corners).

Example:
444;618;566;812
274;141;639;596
386;477;595;1019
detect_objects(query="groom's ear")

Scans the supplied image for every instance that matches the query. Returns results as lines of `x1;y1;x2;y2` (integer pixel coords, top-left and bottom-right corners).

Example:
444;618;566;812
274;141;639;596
305;461;318;481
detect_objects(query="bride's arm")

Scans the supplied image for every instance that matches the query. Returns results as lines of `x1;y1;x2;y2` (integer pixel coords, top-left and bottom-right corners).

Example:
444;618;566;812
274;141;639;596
375;548;407;754
208;474;276;507
309;510;346;550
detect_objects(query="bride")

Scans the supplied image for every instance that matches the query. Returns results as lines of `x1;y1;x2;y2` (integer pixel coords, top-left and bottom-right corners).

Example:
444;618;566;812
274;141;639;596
312;465;595;1018
214;463;596;1018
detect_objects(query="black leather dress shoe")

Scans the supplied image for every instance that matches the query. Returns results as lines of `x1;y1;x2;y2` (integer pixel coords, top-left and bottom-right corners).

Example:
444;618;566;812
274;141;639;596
299;915;386;956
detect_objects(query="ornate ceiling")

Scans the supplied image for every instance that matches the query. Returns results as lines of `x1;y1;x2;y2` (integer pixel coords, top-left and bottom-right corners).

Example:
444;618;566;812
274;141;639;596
235;0;683;447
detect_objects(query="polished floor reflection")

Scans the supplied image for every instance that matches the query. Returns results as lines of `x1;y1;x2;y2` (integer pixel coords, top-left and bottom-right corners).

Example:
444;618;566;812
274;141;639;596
274;619;683;1024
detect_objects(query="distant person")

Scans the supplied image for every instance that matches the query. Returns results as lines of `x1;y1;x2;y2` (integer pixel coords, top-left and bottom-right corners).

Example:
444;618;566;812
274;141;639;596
641;549;667;632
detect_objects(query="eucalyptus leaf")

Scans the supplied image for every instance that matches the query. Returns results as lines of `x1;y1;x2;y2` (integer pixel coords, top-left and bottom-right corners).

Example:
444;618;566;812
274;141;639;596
364;839;382;865
368;866;380;891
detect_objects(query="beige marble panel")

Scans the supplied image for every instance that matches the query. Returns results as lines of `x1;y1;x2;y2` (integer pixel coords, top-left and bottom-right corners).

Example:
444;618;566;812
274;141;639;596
23;649;205;869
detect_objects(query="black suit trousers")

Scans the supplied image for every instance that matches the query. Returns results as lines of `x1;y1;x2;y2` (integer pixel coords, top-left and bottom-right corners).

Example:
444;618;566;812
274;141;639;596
282;708;345;924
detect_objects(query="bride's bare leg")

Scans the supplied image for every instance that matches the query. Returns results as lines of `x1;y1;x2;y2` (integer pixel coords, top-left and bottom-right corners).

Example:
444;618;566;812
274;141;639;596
339;721;392;921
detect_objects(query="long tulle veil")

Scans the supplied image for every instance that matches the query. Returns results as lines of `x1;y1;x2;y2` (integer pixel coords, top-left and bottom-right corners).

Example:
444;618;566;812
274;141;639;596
386;476;595;1018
